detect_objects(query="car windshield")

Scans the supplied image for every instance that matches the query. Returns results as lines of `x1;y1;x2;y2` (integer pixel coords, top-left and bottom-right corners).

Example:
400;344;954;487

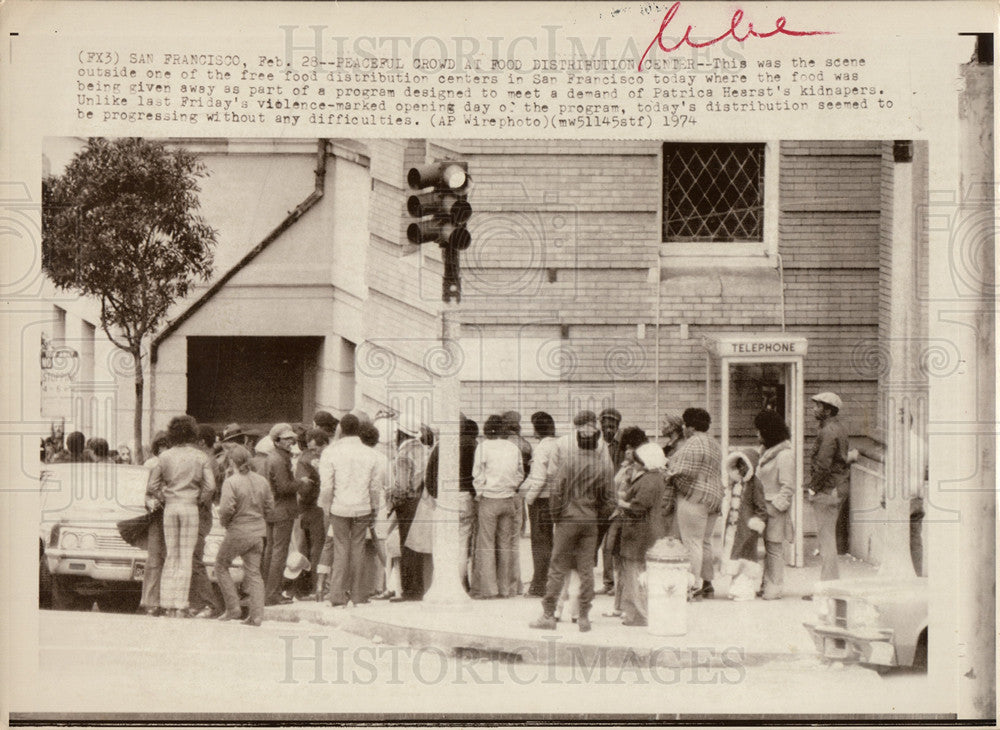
40;464;151;520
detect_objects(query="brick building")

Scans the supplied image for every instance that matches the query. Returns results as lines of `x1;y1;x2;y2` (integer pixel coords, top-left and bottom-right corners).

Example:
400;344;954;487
46;135;922;555
360;139;926;453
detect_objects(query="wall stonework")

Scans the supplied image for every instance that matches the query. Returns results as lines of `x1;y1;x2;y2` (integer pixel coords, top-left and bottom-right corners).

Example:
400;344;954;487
364;139;884;442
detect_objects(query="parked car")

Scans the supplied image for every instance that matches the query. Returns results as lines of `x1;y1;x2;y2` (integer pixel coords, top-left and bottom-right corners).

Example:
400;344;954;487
39;463;240;612
803;576;928;671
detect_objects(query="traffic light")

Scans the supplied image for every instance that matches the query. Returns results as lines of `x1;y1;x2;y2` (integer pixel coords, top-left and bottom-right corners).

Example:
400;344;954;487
406;160;472;302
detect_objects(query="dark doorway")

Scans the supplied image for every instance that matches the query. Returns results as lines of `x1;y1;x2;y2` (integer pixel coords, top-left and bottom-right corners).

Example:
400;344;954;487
187;337;321;427
727;362;788;443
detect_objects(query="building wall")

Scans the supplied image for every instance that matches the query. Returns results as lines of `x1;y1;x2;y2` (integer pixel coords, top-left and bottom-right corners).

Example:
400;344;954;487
143;137;899;453
362;140;885;441
38;294;121;445
149;143;371;432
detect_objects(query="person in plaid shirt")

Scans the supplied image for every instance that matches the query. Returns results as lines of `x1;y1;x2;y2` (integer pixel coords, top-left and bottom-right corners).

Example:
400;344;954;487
663;407;723;600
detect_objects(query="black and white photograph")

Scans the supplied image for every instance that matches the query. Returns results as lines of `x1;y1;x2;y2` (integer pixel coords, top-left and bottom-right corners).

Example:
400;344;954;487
1;1;996;726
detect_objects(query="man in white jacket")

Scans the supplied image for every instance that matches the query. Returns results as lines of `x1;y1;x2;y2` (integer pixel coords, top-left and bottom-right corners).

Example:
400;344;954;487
319;413;384;606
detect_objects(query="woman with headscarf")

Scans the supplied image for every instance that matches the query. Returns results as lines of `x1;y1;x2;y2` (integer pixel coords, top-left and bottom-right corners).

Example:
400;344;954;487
148;415;216;618
616;442;669;627
660;412;686;461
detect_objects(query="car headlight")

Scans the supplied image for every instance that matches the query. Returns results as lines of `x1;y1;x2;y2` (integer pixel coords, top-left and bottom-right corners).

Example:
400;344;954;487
60;531;79;549
849;600;881;630
816;596;832;621
203;538;220;560
79;533;98;550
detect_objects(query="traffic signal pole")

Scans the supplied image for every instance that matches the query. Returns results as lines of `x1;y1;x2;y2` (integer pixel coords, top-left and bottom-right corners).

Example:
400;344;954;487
407;159;473;605
423;301;471;606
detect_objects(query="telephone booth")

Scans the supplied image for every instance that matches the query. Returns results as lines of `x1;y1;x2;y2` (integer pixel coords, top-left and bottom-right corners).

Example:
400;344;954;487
703;334;808;567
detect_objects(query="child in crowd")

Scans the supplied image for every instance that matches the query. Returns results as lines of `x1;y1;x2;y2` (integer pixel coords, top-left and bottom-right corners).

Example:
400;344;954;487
721;450;768;601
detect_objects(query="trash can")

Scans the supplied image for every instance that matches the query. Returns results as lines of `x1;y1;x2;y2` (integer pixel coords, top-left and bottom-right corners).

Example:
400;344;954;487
645;537;691;636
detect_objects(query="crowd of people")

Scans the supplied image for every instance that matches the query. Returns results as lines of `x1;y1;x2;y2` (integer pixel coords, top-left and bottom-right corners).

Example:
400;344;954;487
521;394;855;631
41;390;858;632
42;422;132;465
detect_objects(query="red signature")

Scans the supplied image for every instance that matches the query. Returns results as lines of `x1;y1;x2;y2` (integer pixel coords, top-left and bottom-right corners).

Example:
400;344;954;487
638;2;833;71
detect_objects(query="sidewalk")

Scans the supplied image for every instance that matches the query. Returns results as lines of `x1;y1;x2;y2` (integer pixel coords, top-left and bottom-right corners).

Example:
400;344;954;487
263;535;878;668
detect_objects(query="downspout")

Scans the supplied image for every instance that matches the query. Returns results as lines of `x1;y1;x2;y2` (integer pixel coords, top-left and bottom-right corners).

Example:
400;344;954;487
775;252;787;332
654;252;662;430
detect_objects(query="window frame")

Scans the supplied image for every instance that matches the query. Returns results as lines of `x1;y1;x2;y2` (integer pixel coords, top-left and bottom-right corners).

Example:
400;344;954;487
659;140;779;263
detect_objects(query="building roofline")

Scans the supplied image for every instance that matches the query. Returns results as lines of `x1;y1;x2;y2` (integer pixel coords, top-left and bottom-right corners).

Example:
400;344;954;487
151;138;335;362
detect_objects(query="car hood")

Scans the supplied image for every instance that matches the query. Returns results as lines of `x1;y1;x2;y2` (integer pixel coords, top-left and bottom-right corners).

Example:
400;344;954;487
815;576;928;600
49;507;145;528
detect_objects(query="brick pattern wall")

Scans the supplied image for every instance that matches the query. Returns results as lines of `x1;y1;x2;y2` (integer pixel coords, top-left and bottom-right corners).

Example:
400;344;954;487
364;139;887;443
780;141;882;440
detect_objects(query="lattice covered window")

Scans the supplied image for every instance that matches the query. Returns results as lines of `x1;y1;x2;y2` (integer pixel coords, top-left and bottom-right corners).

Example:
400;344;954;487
662;143;765;243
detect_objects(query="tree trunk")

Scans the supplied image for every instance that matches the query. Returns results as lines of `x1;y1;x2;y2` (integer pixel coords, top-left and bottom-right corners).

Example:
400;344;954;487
132;346;144;464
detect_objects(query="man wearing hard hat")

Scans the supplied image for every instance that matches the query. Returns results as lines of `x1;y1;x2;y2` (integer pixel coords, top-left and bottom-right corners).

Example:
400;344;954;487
806;392;852;588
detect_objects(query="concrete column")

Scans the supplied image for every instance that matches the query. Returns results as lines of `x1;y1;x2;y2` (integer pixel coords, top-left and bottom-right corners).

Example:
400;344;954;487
423;305;470;606
316;335;357;415
956;50;995;720
879;141;920;578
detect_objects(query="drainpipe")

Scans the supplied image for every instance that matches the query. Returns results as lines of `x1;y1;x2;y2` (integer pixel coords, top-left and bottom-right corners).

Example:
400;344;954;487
775;252;787;332
654;252;662;431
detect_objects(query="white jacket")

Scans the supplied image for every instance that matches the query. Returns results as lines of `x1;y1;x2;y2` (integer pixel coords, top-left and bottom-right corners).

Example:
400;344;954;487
319;436;384;518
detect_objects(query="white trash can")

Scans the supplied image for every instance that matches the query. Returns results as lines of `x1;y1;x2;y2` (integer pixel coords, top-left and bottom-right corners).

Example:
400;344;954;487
645;537;691;636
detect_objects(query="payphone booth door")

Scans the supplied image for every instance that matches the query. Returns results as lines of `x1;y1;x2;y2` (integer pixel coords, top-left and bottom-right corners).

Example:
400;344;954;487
704;335;808;568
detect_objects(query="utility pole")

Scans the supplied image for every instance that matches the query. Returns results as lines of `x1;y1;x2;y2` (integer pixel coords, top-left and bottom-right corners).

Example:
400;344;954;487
405;158;473;606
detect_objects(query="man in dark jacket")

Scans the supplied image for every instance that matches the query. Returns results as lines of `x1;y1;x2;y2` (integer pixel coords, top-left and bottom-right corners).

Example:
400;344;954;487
597;407;625;595
807;392;851;583
262;422;312;606
530;410;614;633
290;427;328;599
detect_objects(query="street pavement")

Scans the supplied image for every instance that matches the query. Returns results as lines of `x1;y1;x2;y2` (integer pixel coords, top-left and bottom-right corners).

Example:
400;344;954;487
263;534;884;668
13;535;945;721
20;608;940;719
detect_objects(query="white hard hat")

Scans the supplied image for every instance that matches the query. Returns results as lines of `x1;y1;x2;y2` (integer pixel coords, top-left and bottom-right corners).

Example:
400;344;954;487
283;550;310;580
634;442;668;471
397;413;421;437
375;418;395;446
811;392;843;411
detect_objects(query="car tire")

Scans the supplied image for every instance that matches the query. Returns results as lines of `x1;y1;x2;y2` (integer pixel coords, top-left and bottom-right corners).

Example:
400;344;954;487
97;589;142;614
38;549;53;610
51;575;91;611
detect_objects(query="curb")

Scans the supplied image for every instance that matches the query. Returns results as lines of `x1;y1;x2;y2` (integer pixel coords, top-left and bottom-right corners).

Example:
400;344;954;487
263;605;807;669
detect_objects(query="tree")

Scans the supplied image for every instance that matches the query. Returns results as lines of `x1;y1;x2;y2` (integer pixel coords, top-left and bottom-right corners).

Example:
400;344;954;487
42;137;217;461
